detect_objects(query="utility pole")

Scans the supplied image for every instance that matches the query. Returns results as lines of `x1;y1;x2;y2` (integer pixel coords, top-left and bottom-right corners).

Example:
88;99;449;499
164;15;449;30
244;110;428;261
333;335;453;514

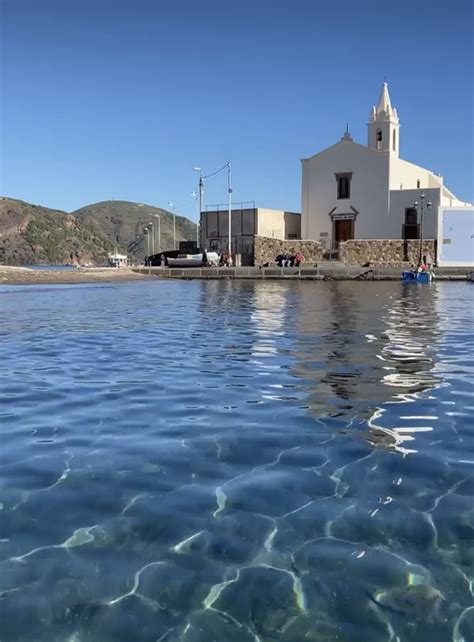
227;162;232;259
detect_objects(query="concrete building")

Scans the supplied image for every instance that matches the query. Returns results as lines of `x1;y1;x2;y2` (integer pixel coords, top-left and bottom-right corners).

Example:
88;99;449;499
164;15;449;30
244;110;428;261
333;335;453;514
301;82;472;253
200;204;300;265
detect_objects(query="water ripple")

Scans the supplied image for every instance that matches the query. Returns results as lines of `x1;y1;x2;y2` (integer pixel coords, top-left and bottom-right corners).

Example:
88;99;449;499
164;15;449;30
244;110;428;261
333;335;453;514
0;280;472;642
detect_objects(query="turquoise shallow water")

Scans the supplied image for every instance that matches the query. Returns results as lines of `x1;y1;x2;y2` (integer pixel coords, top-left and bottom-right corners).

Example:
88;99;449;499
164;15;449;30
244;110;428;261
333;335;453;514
0;279;473;642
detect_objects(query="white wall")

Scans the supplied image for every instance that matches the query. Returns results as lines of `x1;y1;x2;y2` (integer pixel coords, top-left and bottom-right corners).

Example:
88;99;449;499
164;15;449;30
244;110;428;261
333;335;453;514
441;187;472;208
437;207;474;266
389;188;441;240
389;156;443;191
302;139;390;245
257;209;286;239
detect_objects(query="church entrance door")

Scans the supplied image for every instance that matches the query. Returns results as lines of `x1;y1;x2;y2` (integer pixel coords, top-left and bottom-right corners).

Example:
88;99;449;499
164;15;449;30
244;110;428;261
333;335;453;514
334;219;354;247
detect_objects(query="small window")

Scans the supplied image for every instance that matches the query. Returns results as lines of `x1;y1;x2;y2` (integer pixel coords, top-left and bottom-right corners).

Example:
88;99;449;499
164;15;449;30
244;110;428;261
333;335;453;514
376;130;382;142
417;179;421;188
337;176;351;199
405;208;417;225
392;130;396;151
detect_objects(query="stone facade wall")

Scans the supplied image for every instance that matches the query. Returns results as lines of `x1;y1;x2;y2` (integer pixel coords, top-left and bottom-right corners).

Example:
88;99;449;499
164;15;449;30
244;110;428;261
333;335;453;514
339;239;436;266
254;236;323;266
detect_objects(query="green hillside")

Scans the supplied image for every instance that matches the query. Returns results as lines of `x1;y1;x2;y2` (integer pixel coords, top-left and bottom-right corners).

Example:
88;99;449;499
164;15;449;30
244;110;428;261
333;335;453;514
73;200;197;261
0;197;196;265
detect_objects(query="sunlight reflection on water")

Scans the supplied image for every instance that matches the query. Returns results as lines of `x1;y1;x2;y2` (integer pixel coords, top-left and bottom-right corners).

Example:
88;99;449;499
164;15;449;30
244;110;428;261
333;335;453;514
0;279;472;642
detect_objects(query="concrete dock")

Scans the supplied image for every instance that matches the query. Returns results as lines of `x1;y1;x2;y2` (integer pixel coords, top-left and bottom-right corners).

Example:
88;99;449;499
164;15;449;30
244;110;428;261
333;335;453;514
133;264;470;281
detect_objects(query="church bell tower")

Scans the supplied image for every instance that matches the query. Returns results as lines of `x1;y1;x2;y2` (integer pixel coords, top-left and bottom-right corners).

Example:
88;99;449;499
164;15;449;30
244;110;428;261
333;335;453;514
368;82;400;155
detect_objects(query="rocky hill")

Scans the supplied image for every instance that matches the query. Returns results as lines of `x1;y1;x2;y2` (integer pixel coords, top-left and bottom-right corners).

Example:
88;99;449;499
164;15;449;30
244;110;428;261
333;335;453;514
0;197;196;265
73;200;196;263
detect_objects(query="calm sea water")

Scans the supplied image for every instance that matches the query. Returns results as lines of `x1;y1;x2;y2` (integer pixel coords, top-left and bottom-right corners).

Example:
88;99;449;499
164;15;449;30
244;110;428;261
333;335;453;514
0;280;473;642
23;265;79;270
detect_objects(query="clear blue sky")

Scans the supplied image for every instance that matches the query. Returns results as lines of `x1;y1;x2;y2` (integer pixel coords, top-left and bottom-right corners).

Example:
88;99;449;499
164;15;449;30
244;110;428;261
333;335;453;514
1;0;473;221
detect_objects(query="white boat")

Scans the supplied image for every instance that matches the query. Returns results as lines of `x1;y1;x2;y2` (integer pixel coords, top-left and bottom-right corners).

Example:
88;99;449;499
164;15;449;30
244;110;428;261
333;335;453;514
167;252;219;268
107;252;128;268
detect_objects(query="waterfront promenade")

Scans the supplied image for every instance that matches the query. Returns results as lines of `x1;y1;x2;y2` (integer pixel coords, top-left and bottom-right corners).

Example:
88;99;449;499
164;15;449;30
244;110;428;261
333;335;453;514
0;263;470;285
133;264;469;281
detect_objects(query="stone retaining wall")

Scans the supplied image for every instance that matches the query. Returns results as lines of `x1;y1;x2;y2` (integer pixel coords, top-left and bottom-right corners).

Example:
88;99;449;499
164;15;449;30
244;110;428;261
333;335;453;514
254;236;323;266
339;239;436;266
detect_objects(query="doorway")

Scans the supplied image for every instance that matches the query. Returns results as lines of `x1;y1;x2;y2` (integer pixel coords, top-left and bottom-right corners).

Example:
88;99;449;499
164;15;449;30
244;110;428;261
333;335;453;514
334;218;354;247
402;208;420;240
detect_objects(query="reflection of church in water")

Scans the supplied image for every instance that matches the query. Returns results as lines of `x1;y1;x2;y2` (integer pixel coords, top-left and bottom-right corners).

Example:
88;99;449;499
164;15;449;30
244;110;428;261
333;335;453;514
292;283;442;453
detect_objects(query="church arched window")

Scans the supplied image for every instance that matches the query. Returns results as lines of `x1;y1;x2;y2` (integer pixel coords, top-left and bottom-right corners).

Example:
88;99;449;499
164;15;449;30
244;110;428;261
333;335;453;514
392;130;396;151
376;130;382;142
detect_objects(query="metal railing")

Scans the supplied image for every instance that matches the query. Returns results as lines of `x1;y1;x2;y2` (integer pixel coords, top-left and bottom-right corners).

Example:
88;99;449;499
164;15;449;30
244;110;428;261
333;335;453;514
205;201;256;212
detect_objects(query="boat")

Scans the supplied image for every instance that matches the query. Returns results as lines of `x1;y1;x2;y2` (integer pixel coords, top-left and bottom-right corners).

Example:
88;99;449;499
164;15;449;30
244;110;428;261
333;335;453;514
468;271;474;282
107;252;128;268
167;252;219;268
402;270;433;283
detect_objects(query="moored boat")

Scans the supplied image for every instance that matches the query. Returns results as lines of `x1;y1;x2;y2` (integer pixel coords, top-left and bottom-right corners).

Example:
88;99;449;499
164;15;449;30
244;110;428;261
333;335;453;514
167;252;219;268
402;270;433;283
107;252;128;268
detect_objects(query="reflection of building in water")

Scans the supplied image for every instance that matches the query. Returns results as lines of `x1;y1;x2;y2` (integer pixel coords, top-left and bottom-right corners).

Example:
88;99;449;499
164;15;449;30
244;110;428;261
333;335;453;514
381;285;442;391
249;282;289;358
292;282;443;453
293;282;392;419
191;280;295;372
366;284;443;454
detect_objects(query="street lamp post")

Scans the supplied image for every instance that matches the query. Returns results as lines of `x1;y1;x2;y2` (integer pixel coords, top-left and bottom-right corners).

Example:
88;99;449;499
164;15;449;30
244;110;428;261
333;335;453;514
414;193;432;266
148;222;155;257
168;202;176;250
193;167;204;250
192;162;233;259
143;227;150;266
154;214;161;254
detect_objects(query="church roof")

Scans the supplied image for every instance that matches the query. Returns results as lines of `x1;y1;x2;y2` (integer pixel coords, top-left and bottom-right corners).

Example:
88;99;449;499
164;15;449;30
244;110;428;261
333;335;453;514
300;136;379;162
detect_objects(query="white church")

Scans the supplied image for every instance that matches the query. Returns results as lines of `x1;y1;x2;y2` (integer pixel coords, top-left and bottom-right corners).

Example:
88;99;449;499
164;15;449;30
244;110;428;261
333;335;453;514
301;82;472;251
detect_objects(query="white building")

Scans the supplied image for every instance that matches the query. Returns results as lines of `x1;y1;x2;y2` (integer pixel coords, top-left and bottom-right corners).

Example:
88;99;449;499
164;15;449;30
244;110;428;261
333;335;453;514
301;82;472;251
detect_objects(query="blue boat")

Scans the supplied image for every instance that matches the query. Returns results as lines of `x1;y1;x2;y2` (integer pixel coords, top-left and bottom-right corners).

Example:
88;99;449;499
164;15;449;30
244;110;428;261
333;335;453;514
402;270;432;283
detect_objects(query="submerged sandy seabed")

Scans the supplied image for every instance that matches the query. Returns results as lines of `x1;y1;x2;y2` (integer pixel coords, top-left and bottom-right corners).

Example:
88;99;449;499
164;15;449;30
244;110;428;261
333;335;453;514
0;266;149;285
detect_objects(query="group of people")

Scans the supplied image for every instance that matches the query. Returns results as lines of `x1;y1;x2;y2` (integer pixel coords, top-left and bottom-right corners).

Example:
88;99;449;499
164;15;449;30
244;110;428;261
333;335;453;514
144;254;166;267
219;251;233;267
276;252;304;268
